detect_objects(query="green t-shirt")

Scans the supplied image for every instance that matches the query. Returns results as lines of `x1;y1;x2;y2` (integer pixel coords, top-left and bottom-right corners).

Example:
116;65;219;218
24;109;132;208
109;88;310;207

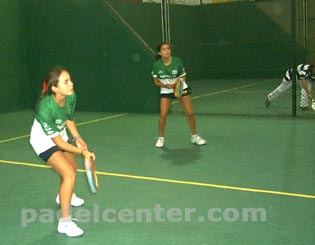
35;92;76;137
151;56;186;81
151;56;187;93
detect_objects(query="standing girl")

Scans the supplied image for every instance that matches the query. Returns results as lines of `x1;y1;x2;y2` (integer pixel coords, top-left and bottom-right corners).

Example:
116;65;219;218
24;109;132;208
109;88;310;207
30;66;95;237
151;42;206;148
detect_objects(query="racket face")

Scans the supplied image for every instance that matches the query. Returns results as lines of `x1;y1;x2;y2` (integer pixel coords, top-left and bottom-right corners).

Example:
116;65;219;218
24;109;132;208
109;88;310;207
84;157;99;193
174;79;183;98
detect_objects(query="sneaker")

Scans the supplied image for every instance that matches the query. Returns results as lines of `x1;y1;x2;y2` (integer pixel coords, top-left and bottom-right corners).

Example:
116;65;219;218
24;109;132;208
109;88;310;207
191;134;206;146
57;217;84;237
56;193;84;207
265;98;271;108
155;137;164;148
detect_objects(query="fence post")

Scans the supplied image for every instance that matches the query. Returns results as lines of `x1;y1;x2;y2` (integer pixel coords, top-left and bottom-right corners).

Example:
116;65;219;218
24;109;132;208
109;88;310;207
291;0;297;117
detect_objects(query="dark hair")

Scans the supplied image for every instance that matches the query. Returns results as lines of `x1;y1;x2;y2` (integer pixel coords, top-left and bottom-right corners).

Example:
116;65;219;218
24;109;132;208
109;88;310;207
37;66;69;104
155;41;171;60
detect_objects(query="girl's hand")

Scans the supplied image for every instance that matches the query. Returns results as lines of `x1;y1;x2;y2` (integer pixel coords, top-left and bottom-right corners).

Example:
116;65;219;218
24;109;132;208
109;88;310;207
165;84;174;89
81;149;96;160
74;136;88;150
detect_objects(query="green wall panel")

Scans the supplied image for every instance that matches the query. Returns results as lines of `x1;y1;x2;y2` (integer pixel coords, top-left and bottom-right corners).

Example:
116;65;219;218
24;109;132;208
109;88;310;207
0;0;305;113
24;0;159;113
0;0;29;113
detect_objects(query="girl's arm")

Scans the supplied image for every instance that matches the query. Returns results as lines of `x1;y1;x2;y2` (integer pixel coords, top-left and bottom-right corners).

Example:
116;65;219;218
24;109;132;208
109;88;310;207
179;76;186;81
66;119;88;150
51;135;95;160
153;77;173;89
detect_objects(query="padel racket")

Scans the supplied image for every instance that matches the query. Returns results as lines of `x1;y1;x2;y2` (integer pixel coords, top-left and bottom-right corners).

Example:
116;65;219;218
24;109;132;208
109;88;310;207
84;157;99;193
173;79;184;98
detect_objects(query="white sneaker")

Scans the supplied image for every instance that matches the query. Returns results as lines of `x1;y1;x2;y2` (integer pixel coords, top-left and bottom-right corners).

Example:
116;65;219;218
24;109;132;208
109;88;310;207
155;137;164;148
191;134;206;146
57;217;84;237
56;193;84;207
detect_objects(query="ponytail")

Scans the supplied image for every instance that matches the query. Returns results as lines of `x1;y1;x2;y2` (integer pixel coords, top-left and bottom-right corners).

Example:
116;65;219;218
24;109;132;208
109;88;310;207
35;66;68;105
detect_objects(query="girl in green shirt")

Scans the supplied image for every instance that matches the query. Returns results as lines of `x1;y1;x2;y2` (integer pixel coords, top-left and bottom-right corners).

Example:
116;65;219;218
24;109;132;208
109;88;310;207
30;66;95;237
151;42;206;148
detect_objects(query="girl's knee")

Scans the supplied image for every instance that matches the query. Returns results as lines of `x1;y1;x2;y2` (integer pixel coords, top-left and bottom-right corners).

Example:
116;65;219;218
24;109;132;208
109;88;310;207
186;112;194;118
160;112;169;119
62;169;77;181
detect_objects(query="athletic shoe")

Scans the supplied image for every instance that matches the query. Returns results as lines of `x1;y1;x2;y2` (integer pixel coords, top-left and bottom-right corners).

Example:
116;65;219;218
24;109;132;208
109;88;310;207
155;137;164;148
191;134;206;146
56;193;84;207
265;98;271;108
57;217;84;237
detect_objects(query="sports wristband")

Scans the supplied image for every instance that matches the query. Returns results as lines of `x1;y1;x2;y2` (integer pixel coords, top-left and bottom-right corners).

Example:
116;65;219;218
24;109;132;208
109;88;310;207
73;134;81;142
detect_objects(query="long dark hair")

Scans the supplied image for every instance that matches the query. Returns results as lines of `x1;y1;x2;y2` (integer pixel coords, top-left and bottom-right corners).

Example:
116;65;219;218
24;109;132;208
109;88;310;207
37;66;69;104
155;41;171;60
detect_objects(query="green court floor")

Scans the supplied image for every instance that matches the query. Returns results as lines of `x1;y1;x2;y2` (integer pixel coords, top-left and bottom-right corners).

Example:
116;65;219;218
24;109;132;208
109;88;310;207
0;111;314;244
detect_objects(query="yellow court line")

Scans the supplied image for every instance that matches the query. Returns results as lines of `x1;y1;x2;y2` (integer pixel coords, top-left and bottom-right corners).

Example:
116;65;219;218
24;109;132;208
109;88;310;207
97;171;315;199
76;113;128;126
1;160;51;169
1;159;314;200
172;79;274;105
0;113;127;144
0;135;30;144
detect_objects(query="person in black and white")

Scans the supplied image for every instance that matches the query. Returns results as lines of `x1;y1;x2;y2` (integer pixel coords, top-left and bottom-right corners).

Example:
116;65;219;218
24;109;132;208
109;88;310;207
265;63;315;110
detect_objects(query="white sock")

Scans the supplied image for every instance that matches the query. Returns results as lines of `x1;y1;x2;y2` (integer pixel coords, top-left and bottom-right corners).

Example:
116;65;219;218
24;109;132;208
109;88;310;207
59;216;71;223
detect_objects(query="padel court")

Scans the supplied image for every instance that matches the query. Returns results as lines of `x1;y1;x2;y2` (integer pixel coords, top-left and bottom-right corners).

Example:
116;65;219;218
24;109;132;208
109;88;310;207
1;79;314;245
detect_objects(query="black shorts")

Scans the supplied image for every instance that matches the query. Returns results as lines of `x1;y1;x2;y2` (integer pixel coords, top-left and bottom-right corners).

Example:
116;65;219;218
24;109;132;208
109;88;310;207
160;87;192;99
39;146;62;162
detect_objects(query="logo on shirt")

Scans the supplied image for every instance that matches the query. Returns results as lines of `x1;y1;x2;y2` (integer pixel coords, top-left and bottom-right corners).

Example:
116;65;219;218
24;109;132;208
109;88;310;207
57;122;66;131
